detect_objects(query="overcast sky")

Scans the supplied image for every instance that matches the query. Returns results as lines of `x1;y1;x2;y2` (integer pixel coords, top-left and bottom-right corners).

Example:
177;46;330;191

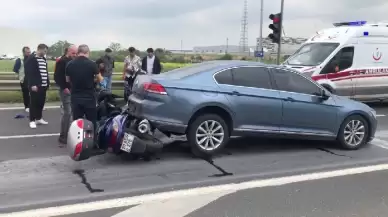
0;0;387;52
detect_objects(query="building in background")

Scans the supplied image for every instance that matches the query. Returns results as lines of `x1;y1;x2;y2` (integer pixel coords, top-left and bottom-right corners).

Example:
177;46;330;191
192;37;306;56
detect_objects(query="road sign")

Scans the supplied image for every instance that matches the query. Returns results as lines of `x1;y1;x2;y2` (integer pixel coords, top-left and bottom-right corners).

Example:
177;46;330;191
254;50;264;57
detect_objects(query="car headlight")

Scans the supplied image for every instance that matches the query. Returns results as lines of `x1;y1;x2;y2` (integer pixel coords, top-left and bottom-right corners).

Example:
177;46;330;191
370;110;377;118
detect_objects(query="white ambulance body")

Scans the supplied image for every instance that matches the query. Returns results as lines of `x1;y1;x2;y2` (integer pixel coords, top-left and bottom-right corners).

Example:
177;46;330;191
283;21;388;101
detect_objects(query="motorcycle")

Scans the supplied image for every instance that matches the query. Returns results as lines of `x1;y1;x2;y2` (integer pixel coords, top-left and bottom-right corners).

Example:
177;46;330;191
67;90;164;161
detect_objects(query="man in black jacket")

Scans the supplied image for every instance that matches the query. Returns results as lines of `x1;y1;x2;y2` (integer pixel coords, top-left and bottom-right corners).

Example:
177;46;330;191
54;45;77;145
25;44;49;129
141;48;162;75
13;46;31;112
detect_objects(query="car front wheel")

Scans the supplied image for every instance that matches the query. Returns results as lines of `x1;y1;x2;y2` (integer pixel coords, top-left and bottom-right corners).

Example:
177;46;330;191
187;114;230;157
337;115;369;150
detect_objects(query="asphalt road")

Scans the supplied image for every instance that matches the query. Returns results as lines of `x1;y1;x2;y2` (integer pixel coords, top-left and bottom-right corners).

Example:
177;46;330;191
2;104;388;216
186;170;388;217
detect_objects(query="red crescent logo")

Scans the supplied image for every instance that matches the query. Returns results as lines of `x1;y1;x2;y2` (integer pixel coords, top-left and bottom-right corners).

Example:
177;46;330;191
373;48;382;61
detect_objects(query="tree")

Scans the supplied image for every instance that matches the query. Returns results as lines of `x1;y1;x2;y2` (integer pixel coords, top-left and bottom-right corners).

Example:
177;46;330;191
47;40;72;57
108;42;122;52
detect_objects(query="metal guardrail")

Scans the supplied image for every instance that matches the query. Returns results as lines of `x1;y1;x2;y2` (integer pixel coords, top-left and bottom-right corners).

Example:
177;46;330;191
0;72;124;91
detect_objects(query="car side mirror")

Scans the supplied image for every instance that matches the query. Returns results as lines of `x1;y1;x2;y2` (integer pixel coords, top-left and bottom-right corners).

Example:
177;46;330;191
321;89;330;100
313;89;330;100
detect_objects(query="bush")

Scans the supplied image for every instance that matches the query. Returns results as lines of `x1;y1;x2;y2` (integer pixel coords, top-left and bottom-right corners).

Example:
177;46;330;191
218;54;233;60
0;60;188;72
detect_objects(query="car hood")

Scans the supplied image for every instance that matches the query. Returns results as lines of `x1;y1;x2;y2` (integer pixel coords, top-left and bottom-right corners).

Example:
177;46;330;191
331;94;374;112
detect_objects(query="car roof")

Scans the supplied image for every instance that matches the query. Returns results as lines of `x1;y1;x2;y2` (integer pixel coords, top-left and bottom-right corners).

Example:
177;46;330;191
205;60;281;71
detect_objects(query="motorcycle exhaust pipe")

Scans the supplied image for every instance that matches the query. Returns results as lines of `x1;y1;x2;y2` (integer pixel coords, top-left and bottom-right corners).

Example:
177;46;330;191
138;119;150;134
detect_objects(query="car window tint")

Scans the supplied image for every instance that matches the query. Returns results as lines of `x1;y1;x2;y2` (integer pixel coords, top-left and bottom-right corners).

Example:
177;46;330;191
232;67;271;89
214;69;233;85
273;69;321;95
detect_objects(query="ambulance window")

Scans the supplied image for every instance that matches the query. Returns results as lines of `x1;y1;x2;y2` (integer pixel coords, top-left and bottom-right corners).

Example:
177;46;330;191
321;47;354;74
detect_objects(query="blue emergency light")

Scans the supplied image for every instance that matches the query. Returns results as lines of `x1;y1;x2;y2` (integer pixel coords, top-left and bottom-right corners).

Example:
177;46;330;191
333;21;367;27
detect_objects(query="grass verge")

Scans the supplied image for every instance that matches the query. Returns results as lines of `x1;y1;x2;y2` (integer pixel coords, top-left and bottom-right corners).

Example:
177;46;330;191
0;90;124;103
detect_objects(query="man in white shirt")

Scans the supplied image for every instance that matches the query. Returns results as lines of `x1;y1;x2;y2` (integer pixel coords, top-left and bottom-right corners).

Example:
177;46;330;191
141;48;162;75
123;47;143;100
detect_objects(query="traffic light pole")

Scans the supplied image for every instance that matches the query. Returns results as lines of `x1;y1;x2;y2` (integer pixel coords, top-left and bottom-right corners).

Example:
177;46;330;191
276;0;284;65
258;0;263;62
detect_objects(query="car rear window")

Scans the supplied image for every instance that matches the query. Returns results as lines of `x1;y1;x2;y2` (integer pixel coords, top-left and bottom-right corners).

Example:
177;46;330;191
158;62;220;79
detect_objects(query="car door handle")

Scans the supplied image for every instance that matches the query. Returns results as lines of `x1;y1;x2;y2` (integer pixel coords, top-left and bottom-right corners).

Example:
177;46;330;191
284;97;295;102
231;91;241;96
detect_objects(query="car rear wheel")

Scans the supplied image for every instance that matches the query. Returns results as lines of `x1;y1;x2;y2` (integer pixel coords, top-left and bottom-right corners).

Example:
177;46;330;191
187;114;230;157
337;115;369;150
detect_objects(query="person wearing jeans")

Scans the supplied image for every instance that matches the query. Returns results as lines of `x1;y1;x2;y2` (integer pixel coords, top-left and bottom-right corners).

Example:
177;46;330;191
96;48;114;92
54;45;77;145
25;44;49;129
13;46;31;112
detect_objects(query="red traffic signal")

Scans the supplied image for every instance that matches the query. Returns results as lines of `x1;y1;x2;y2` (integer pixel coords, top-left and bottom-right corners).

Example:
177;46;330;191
269;13;281;23
268;13;282;44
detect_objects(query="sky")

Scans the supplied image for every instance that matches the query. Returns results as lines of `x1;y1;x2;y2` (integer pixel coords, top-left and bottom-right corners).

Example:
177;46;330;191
0;0;387;53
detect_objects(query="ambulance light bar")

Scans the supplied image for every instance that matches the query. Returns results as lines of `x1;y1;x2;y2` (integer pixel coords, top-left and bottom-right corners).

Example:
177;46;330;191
333;21;367;27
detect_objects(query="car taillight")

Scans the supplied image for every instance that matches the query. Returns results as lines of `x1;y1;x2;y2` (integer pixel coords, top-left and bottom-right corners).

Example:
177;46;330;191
143;83;167;95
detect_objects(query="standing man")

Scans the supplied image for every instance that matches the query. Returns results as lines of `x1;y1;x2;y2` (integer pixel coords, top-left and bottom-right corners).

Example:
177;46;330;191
13;46;31;112
141;48;162;75
54;45;77;145
123;47;142;100
25;44;49;129
66;44;104;152
96;48;114;92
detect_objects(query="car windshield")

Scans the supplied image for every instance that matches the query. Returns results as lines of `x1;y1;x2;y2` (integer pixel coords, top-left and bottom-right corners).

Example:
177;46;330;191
285;43;339;66
158;62;220;79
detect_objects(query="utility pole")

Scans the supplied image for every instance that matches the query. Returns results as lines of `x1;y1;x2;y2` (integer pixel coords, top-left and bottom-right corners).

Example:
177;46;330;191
258;0;264;61
226;37;229;54
276;0;284;65
180;40;183;53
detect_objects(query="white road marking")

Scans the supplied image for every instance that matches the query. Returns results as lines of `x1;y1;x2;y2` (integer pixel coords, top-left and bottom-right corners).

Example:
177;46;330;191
0;133;59;140
112;191;231;217
5;163;388;217
376;114;386;117
0;106;60;111
372;138;388;150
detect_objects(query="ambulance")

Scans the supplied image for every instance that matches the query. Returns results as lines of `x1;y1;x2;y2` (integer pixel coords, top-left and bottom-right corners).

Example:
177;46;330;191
283;21;388;102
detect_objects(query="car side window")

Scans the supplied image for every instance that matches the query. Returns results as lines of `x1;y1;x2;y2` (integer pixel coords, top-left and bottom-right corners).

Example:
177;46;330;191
273;69;322;95
321;46;354;74
232;67;272;89
214;69;233;85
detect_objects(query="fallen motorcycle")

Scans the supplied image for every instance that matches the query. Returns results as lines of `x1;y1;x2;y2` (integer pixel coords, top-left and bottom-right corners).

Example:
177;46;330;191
67;91;164;161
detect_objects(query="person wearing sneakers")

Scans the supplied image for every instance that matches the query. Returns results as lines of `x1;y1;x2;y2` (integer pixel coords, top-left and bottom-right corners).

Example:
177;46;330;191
25;44;49;129
13;46;31;112
54;45;77;145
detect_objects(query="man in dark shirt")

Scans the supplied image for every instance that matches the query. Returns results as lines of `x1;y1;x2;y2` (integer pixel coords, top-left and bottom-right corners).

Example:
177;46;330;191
54;45;77;145
66;44;104;151
25;44;49;129
95;48;115;92
13;46;31;112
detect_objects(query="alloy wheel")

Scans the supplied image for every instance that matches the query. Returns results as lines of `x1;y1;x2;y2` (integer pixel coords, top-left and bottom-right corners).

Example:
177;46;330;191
344;120;365;147
195;120;225;151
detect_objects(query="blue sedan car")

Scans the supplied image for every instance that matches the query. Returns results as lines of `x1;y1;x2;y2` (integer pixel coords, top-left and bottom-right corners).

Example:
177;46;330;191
128;60;377;156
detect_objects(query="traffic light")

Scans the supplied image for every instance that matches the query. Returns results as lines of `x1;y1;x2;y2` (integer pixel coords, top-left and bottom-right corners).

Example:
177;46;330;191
268;13;282;44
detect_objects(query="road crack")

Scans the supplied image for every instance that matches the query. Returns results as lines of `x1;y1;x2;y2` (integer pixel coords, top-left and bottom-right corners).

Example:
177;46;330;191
198;156;233;177
316;147;351;158
73;169;104;193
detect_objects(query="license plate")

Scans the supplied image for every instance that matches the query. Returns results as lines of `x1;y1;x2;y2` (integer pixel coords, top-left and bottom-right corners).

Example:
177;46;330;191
120;133;135;153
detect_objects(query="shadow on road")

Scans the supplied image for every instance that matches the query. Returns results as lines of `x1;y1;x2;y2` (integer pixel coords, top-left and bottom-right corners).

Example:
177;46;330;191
96;137;348;166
